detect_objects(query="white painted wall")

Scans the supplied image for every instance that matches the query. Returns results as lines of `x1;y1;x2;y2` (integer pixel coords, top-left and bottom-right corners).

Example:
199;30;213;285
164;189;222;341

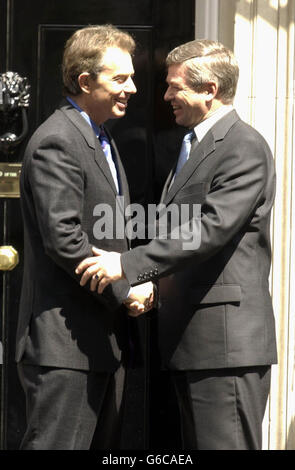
195;0;295;450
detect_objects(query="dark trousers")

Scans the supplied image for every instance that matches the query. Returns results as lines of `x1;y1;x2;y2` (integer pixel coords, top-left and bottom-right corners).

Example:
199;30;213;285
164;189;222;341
171;365;271;450
17;363;126;450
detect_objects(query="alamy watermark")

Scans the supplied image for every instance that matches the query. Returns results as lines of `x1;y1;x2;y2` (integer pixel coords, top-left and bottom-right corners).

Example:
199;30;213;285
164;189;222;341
93;196;201;250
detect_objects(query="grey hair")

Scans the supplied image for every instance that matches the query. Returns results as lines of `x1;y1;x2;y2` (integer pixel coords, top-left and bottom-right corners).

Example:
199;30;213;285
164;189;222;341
166;39;239;104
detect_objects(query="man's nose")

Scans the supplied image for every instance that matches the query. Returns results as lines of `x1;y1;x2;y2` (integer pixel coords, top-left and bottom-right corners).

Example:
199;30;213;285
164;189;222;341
124;76;137;94
164;86;172;101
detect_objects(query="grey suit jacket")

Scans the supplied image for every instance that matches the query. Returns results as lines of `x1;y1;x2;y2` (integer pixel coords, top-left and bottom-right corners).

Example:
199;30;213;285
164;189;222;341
121;110;277;370
16;99;131;372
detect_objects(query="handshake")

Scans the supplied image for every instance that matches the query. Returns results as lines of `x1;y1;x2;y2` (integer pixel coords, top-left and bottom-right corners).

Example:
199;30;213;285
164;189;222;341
75;246;155;317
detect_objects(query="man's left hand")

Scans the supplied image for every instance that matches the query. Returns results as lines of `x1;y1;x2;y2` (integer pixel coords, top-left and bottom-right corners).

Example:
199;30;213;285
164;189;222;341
75;246;124;293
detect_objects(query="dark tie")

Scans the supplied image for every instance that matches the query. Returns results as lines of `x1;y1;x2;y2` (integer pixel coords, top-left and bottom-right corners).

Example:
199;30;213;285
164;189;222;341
99;126;119;193
175;130;196;175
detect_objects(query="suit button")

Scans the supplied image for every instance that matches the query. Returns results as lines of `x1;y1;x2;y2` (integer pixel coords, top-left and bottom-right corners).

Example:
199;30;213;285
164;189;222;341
137;274;143;281
149;270;154;277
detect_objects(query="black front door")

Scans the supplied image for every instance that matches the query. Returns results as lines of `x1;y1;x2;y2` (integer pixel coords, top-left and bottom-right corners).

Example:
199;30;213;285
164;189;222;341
0;0;195;450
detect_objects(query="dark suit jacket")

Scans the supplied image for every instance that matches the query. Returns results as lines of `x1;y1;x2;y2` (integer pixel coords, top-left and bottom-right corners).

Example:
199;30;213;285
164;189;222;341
121;110;277;370
16;99;131;372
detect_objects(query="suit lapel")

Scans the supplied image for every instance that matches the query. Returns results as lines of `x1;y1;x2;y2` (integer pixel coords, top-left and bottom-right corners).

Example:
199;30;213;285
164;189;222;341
160;168;174;203
93;137;119;195
59;100;119;196
163;110;240;205
163;132;215;205
106;131;132;248
105;129;130;206
59;99;96;149
59;100;131;247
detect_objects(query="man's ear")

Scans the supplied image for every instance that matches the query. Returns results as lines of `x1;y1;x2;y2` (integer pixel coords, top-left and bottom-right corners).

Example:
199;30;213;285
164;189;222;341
204;81;218;102
77;72;91;94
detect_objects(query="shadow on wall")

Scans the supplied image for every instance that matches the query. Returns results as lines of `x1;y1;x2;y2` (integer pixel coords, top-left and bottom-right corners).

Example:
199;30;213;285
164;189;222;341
287;414;295;449
218;0;292;51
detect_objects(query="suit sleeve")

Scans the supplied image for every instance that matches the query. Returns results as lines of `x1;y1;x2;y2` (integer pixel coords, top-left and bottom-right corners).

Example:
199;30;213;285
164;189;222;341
28;134;129;311
121;130;275;286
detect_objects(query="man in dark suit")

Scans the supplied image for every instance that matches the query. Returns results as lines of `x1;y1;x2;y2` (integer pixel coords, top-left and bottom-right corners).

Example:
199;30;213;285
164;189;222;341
16;25;154;450
76;39;277;450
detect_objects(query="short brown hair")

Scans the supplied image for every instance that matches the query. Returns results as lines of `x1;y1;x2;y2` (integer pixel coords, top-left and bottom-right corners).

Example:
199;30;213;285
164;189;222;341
166;39;239;104
62;24;136;96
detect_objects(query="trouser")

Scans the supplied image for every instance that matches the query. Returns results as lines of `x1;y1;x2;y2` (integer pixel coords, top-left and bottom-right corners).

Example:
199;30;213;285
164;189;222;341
171;365;271;450
17;362;126;450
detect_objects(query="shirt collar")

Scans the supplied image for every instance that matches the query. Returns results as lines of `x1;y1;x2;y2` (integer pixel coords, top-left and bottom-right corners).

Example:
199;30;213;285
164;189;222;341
193;105;233;143
66;96;101;138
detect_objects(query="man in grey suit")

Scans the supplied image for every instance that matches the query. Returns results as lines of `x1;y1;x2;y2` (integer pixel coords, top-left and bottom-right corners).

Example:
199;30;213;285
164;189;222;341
16;25;154;450
76;39;277;450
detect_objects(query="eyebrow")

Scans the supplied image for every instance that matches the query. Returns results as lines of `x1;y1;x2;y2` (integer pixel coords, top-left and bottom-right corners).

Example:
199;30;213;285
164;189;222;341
166;78;182;86
113;71;135;77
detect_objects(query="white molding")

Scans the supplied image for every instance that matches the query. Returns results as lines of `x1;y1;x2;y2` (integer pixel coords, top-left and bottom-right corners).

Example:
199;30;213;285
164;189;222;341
195;0;219;40
195;0;295;450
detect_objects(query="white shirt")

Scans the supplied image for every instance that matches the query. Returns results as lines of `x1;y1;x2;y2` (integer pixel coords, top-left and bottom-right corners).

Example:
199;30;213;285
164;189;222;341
169;105;234;188
193;105;234;144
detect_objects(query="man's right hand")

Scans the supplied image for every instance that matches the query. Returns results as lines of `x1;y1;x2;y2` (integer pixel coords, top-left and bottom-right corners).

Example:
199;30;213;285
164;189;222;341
124;282;154;317
75;247;124;293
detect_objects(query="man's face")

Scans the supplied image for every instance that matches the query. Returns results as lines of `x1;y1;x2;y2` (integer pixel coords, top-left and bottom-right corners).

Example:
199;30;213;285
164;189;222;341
164;63;208;128
87;47;136;125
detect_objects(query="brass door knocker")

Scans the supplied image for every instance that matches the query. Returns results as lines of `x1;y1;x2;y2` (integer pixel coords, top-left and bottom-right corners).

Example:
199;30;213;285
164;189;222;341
0;71;30;155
